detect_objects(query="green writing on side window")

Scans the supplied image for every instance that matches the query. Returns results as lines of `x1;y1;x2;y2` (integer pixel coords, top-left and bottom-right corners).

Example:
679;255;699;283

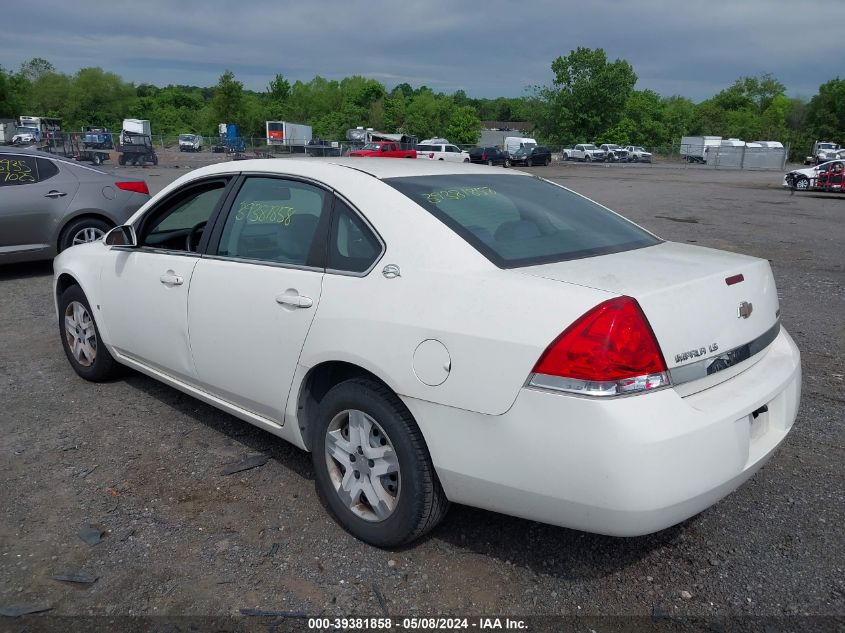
0;159;36;183
234;201;296;225
422;187;496;204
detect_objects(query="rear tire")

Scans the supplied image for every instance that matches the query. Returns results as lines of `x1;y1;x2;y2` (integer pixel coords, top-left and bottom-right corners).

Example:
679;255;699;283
503;159;511;168
59;217;111;252
311;378;449;548
58;285;123;382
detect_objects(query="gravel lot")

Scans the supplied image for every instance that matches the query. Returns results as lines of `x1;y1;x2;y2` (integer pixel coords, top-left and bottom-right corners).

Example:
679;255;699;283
1;159;843;627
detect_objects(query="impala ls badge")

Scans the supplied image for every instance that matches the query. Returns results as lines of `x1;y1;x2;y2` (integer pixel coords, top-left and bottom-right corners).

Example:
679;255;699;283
738;301;753;319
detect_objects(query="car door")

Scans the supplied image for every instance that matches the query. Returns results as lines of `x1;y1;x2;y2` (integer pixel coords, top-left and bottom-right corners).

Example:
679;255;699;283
187;175;331;421
0;154;79;254
99;177;232;382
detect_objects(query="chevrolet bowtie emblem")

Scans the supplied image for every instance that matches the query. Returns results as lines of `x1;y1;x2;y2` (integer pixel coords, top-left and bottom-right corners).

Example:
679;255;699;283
738;301;753;319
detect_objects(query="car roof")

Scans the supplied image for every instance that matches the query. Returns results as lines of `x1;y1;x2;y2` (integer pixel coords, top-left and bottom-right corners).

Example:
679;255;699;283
182;157;530;181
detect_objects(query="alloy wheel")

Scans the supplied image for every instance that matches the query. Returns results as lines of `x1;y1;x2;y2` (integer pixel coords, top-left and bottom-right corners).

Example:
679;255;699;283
72;226;105;246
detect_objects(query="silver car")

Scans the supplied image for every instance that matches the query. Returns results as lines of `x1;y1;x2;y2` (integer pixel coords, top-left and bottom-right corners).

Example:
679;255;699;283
0;148;150;264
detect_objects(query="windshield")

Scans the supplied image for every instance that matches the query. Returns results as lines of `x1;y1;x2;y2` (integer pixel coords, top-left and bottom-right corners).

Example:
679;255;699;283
15;127;37;135
582;144;596;150
179;134;196;141
385;174;660;268
606;144;620;150
361;143;383;150
819;143;836;150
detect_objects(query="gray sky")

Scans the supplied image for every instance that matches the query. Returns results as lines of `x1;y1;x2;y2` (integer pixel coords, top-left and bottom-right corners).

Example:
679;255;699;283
4;0;841;101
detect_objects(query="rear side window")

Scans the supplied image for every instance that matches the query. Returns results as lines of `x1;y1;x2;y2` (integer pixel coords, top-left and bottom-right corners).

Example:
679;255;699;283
0;155;38;186
36;158;59;181
385;174;660;268
327;199;382;274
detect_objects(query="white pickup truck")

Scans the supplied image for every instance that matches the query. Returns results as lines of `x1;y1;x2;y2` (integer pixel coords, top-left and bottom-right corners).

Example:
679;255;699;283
562;143;606;162
415;142;470;162
625;146;653;162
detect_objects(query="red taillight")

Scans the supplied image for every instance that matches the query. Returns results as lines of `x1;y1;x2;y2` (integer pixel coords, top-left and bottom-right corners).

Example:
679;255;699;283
481;152;487;160
115;180;149;195
531;296;669;396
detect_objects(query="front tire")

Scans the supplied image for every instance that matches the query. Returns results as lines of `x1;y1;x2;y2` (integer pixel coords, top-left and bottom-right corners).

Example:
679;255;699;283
312;378;449;548
794;176;810;190
58;285;123;382
503;159;511;168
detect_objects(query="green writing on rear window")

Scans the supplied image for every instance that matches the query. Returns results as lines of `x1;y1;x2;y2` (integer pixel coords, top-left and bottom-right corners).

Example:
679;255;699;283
422;187;496;204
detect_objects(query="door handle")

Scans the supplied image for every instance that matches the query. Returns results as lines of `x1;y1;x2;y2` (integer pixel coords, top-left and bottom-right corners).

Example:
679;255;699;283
44;190;67;198
159;271;184;286
275;292;313;308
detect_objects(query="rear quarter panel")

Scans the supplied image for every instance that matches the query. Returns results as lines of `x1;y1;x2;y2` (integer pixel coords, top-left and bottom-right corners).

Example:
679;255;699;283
298;177;613;415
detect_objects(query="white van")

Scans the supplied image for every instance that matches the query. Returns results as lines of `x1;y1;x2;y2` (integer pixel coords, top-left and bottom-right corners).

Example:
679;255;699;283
504;136;537;158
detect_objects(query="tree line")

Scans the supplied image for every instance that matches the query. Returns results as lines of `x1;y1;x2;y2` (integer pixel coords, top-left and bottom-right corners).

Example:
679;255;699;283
1;52;843;159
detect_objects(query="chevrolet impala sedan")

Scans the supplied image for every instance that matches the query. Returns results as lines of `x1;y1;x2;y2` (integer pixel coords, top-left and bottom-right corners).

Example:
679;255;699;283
53;158;801;547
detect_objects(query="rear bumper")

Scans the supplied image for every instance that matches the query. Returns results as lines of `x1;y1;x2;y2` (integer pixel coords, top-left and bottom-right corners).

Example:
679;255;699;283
404;328;801;536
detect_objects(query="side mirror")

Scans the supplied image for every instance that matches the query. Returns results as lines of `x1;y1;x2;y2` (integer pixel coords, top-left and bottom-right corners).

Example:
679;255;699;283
104;225;137;247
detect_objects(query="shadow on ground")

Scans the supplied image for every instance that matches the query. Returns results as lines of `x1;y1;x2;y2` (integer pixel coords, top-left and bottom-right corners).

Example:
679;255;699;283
123;368;685;581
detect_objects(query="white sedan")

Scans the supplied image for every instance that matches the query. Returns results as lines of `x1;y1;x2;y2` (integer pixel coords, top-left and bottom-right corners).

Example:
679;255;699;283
783;160;845;190
54;159;801;547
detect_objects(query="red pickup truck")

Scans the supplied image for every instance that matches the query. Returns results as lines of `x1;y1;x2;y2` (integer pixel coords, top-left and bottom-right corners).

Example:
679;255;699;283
348;141;416;158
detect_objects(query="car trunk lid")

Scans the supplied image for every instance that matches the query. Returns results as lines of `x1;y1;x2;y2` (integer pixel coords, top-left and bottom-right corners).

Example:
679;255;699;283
519;242;780;392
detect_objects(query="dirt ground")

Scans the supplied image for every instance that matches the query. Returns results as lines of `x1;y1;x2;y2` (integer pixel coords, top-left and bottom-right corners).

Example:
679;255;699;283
0;159;843;629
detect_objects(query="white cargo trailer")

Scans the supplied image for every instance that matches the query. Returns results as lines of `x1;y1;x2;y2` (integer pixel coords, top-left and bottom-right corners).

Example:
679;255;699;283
680;136;721;163
122;119;152;136
266;121;312;146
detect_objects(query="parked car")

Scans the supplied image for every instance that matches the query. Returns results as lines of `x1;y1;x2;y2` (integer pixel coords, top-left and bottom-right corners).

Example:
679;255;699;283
562;144;606;162
509;145;552;167
468;146;511;166
178;133;203;152
415;143;470;163
53;158;800;547
0;148;149;264
783;160;845;191
625;146;653;162
348;141;416;158
599;144;629;162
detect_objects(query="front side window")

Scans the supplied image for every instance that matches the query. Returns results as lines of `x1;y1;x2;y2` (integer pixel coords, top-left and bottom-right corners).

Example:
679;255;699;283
141;181;228;252
216;177;327;266
0;154;38;187
385;174;660;268
327;199;382;273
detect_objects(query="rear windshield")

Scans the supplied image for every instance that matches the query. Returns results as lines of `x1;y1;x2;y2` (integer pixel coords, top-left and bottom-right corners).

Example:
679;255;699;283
385;174;659;268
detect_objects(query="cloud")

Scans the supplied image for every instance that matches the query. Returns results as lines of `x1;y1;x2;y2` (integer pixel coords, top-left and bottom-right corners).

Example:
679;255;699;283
2;0;842;100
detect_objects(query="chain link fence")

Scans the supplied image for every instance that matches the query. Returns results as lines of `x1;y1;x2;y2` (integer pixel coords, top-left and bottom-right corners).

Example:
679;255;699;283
17;132;792;170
